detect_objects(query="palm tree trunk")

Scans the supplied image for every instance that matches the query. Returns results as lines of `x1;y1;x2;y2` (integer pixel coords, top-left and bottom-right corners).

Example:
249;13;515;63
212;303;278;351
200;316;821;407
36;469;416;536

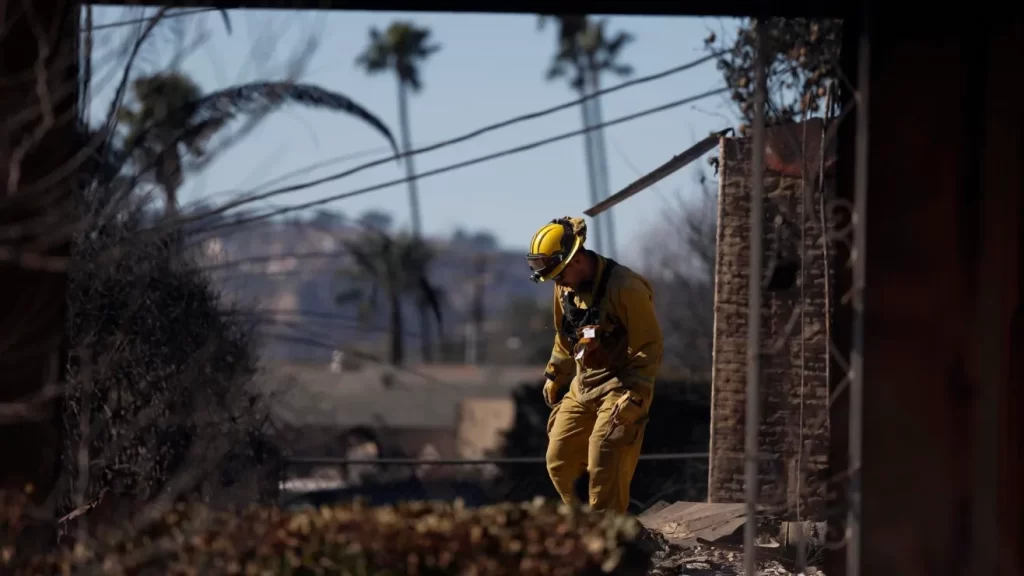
396;79;423;238
389;289;404;366
155;151;184;265
418;304;434;363
164;184;184;264
576;68;604;255
0;0;77;545
587;69;618;260
470;254;487;364
396;79;433;363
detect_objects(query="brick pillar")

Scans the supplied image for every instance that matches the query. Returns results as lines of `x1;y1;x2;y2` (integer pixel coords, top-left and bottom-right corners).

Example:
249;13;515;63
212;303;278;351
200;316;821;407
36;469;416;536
707;119;835;521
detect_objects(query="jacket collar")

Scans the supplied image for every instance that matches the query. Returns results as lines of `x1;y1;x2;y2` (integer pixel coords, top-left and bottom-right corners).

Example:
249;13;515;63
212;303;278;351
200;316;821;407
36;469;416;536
574;253;607;295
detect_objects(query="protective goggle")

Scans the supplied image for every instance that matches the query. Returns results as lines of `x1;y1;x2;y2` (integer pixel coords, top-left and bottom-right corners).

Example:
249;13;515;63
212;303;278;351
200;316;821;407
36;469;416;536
527;253;565;283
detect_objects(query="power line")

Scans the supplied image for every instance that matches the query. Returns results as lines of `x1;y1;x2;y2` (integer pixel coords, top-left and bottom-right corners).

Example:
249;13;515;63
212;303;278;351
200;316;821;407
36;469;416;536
167;51;727;232
195;85;730;235
184;145;396;211
200;249;347;272
286;453;709;466
250;309;364;322
247;309;424;338
260;332;456;387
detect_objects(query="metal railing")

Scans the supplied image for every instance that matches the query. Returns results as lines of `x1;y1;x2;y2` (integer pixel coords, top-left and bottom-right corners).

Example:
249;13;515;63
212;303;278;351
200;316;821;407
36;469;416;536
286;452;708;466
280;453;711;514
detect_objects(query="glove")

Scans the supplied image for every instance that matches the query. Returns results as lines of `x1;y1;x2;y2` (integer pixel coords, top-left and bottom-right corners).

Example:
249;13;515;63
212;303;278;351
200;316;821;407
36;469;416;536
543;380;562;407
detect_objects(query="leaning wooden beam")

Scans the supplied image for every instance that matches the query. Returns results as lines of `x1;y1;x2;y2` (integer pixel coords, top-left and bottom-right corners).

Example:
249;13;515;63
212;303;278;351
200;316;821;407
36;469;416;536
583;128;730;217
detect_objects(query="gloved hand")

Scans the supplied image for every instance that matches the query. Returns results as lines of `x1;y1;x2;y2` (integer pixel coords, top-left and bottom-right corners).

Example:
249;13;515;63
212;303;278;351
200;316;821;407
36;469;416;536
543;379;562;407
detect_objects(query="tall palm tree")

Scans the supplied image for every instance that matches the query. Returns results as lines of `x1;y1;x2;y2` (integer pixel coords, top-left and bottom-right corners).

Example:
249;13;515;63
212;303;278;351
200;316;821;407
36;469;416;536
337;228;443;367
356;22;441;361
356;21;441;239
116;71;399;220
541;15;634;258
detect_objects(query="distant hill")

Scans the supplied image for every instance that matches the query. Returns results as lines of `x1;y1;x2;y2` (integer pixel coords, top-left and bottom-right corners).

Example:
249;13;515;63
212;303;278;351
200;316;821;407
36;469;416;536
191;219;551;363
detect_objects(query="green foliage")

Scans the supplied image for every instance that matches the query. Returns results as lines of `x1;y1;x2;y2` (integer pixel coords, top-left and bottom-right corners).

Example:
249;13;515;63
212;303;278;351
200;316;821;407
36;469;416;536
9;498;653;575
337;228;444;365
540;15;634;91
705;18;843;132
356;21;441;91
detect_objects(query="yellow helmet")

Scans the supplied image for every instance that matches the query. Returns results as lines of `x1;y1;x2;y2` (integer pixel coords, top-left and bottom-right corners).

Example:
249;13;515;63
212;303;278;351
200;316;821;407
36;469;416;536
526;217;585;283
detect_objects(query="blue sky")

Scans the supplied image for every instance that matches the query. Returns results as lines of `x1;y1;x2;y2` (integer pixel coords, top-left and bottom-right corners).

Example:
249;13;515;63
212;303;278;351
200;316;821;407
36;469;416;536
88;7;743;259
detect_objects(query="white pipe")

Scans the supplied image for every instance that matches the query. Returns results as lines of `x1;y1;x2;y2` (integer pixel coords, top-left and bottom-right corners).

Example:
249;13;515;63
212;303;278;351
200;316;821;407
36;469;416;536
743;21;768;576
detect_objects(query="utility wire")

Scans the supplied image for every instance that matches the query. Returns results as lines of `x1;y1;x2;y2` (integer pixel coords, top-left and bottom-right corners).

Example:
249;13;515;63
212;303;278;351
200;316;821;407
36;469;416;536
201;249;348;272
245;309;424;338
260;332;462;388
193;85;730;235
287;453;710;466
162;51;728;233
184;145;396;212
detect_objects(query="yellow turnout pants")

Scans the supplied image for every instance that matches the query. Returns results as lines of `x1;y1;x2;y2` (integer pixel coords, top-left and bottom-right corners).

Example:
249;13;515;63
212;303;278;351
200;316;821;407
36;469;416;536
545;385;651;514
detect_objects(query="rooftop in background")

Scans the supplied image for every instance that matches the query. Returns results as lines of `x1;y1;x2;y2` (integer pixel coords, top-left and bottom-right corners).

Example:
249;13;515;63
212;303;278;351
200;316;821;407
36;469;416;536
255;361;541;429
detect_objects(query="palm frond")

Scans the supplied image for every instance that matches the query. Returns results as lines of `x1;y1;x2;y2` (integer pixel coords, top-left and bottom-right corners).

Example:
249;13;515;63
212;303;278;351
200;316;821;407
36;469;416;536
179;117;227;156
216;8;232;35
189;82;399;157
398;63;422;92
342;239;384;279
604;30;635;60
356;39;391;73
418;278;444;327
545;62;567;82
420;43;442;58
609;63;634;77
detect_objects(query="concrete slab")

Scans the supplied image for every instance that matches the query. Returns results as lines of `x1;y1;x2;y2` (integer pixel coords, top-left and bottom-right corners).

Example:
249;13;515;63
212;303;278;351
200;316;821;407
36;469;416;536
639;501;749;547
638;500;671;522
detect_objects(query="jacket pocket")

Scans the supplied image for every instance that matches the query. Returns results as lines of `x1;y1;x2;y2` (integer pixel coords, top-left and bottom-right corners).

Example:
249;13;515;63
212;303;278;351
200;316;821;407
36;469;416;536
602;414;649;447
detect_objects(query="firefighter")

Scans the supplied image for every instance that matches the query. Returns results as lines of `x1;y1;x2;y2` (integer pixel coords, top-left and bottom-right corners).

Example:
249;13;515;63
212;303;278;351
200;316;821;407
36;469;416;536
527;216;663;514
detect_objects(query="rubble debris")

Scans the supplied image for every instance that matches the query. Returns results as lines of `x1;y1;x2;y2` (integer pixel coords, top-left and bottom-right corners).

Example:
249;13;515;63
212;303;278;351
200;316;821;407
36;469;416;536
639;501;827;575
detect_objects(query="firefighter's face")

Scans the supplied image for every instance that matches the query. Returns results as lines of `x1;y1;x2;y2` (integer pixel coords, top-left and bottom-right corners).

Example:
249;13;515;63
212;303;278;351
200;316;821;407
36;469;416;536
554;257;584;289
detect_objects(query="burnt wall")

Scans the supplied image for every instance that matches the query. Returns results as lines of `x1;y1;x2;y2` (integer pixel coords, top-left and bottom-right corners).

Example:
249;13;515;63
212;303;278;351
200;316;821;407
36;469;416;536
708;119;835;521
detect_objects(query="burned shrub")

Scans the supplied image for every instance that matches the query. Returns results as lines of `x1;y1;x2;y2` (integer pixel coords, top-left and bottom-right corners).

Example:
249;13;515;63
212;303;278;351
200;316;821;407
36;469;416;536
58;202;281;519
14;499;652;575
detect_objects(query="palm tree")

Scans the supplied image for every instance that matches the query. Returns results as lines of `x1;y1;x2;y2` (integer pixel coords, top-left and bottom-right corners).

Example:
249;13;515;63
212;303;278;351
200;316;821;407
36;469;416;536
116;72;399;220
117;72;204;220
356;21;441;361
336;227;443;367
356;21;440;239
541;15;634;259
